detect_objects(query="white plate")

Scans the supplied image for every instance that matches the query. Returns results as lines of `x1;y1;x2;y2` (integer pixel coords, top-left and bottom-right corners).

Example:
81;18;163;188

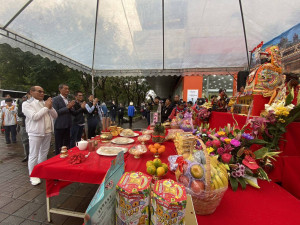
111;137;135;145
119;132;139;137
96;146;128;156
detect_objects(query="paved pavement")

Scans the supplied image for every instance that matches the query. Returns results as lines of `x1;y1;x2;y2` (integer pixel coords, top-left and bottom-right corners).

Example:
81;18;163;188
0;119;148;225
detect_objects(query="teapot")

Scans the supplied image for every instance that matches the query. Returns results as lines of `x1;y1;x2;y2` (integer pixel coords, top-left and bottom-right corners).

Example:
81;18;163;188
76;140;88;150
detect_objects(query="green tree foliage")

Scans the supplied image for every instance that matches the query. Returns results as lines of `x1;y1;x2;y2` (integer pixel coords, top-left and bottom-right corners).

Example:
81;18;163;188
0;44;151;106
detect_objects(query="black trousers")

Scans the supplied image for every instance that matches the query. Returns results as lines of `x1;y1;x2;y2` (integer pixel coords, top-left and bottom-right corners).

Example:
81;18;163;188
87;116;99;139
129;116;133;128
118;114;123;126
4;125;17;144
55;128;70;155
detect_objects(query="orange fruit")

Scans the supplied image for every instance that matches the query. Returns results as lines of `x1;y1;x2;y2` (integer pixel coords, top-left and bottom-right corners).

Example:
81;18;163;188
146;160;154;167
156;167;165;177
147;165;156;175
154;143;161;149
150;147;157;154
160;145;165;151
162;163;168;173
153;158;162;168
148;144;154;150
157;147;165;154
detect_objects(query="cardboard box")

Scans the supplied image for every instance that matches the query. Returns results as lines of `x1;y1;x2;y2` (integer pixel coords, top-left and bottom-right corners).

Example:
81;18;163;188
151;179;187;225
116;172;152;225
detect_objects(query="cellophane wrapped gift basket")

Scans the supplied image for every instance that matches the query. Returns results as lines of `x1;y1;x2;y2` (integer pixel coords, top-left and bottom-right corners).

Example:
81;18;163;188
170;138;228;215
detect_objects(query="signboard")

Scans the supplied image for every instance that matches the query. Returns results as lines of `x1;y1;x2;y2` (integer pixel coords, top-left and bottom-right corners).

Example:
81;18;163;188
84;152;125;225
187;89;199;103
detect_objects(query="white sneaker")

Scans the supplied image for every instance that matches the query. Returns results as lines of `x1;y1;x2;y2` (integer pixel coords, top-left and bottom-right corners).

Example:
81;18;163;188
30;177;41;186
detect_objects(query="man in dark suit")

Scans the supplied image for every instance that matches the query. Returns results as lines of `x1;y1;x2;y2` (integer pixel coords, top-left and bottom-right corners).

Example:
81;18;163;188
52;84;75;154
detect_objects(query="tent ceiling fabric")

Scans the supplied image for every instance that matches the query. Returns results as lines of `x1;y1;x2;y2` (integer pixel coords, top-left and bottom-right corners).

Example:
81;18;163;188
0;0;300;74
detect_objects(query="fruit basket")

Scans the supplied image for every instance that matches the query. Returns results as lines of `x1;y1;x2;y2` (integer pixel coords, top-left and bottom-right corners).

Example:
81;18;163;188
174;138;228;215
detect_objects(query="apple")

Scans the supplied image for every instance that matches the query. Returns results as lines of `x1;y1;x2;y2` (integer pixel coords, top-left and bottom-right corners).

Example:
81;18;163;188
178;175;190;187
190;180;205;193
190;164;204;179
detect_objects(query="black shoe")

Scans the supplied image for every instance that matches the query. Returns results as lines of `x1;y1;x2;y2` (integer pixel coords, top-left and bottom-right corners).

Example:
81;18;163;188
6;142;11;144
12;141;17;144
22;157;28;162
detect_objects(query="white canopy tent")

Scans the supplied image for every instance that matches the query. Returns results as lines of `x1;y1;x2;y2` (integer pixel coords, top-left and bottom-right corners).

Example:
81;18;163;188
1;0;300;76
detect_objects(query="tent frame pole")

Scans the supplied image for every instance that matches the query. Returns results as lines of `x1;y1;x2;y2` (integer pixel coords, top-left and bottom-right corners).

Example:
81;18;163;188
91;0;100;95
3;0;33;29
239;0;250;71
92;70;95;96
162;0;165;70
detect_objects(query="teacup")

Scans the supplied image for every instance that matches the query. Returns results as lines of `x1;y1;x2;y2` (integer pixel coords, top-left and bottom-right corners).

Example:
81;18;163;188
76;140;88;150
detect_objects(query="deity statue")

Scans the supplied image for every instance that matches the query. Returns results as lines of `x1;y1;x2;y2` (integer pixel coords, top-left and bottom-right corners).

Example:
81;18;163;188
244;45;285;97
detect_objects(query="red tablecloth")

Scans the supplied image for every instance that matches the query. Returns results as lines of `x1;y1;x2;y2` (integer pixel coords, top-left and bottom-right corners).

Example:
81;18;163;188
209;111;300;198
31;133;177;197
31;132;300;224
196;180;300;225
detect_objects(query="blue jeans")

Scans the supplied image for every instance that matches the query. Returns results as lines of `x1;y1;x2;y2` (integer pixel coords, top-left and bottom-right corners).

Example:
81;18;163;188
4;125;17;144
70;124;84;148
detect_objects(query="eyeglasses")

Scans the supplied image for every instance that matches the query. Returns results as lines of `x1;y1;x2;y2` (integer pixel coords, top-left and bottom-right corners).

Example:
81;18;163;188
35;90;45;94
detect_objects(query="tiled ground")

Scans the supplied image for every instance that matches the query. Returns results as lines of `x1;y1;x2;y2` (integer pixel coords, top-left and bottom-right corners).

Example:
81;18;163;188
0;118;148;225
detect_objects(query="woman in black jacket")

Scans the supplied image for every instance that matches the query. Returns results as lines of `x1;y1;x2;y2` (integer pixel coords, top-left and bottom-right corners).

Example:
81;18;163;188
117;103;124;126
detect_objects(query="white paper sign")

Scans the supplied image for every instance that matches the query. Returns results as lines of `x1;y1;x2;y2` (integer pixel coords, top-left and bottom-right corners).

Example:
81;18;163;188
187;89;198;103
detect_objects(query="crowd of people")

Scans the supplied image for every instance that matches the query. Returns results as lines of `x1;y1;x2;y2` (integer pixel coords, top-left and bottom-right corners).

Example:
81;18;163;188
140;94;213;125
0;84;135;186
0;83;231;186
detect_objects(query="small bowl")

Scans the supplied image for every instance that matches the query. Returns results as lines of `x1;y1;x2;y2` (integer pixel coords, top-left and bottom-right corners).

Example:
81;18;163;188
138;134;151;144
129;145;147;159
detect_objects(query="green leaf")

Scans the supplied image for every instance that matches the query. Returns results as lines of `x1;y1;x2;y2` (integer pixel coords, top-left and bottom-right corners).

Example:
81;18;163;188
254;147;269;159
237;177;247;189
248;139;269;145
297;90;300;106
237;147;245;157
285;87;294;106
279;126;286;133
234;129;240;134
229;177;239;191
257;168;270;181
225;126;229;135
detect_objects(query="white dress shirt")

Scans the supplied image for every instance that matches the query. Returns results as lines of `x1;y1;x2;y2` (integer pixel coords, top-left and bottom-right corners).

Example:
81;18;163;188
60;94;68;106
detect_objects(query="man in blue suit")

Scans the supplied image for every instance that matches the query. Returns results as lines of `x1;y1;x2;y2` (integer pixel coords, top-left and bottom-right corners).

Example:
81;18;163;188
52;84;75;154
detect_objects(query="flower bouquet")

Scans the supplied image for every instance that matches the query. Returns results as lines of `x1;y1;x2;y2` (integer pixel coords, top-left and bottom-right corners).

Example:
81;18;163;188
197;102;212;123
248;90;300;170
195;124;269;191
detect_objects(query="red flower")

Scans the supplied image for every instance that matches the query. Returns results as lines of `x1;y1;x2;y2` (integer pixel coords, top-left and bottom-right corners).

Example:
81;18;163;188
206;141;213;147
242;155;259;170
221;153;232;163
212;140;221;148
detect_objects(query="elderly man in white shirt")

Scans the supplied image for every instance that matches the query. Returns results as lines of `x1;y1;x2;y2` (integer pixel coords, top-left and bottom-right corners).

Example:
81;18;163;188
22;86;58;186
